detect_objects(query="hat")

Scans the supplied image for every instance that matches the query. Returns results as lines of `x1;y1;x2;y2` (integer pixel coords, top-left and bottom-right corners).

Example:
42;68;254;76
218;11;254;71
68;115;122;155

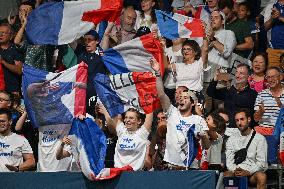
85;30;99;41
133;26;151;39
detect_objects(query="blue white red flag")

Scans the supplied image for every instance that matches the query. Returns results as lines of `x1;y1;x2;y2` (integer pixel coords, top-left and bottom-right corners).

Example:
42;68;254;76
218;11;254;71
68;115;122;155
102;33;164;75
274;108;284;165
26;0;122;45
22;62;88;128
155;10;205;40
94;72;160;117
69;118;107;180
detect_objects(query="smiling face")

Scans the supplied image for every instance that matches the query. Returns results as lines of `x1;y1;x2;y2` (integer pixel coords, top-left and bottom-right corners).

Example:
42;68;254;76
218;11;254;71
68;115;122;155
252;55;266;75
0;92;11;109
124;111;141;131
121;8;137;31
266;68;282;89
237;5;249;20
182;44;196;61
175;86;188;105
0;25;12;44
206;115;216;130
235;66;249;84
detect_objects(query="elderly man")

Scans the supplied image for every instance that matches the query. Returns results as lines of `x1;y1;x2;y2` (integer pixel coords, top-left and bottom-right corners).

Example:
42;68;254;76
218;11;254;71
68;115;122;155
224;108;267;189
101;6;137;49
0;23;23;95
0;108;35;172
207;64;258;127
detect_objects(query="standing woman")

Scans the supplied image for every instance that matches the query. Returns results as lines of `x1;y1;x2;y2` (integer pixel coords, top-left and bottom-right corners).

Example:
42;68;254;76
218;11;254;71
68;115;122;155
169;39;209;107
248;52;269;93
135;0;159;31
98;107;153;171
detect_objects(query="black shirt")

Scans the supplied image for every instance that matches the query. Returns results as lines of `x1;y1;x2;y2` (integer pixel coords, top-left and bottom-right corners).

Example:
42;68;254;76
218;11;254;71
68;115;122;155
207;80;257;127
0;44;24;93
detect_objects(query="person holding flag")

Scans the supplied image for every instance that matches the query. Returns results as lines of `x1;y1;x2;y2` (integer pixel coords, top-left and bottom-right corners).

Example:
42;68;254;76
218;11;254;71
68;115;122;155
150;58;211;170
97;105;153;172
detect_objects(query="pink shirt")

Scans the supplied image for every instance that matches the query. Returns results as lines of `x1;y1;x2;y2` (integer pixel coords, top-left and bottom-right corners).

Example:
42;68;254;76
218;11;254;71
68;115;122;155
248;75;268;93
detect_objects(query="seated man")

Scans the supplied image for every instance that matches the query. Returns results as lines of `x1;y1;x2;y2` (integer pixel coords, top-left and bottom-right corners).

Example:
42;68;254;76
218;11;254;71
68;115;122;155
0;108;35;172
207;63;258;127
224;108;267;189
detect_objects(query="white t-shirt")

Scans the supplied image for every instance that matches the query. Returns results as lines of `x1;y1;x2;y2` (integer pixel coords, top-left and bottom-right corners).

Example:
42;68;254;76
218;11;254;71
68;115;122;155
37;124;72;172
207;133;223;165
135;11;158;32
0;133;33;172
164;105;209;168
114;122;150;171
175;58;204;91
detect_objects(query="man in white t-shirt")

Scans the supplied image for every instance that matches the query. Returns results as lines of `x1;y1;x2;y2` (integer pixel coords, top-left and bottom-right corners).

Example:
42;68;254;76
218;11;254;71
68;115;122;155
151;58;211;169
0;108;35;172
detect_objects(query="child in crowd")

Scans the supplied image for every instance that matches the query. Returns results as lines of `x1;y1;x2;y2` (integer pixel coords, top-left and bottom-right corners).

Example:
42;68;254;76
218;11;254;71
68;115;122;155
206;111;226;171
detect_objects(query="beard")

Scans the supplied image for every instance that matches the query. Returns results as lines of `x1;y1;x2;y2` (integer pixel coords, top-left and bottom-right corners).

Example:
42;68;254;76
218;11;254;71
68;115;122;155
122;23;134;32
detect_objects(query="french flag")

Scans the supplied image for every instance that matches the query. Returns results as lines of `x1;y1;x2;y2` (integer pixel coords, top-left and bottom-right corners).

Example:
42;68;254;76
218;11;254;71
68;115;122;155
155;10;205;40
69;118;107;181
102;33;164;76
93;72;160;117
26;0;122;45
22;62;87;128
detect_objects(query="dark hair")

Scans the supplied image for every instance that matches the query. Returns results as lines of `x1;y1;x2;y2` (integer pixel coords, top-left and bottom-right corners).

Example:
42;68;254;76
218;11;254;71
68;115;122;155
140;0;159;23
235;108;251;119
218;0;234;10
251;52;268;72
182;40;201;60
238;2;251;12
210;111;226;135
0;108;12;121
280;53;284;62
126;108;141;119
21;1;35;9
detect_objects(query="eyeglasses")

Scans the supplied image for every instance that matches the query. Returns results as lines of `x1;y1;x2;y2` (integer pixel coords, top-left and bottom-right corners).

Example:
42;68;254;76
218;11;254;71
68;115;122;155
0;32;11;36
265;74;280;80
0;97;10;102
182;47;194;52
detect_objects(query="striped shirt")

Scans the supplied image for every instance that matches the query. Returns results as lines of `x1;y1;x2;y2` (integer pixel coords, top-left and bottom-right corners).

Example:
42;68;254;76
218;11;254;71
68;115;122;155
254;89;284;127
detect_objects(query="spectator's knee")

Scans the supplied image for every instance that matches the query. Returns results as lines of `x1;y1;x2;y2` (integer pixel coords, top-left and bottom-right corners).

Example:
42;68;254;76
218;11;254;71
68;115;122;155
254;172;267;185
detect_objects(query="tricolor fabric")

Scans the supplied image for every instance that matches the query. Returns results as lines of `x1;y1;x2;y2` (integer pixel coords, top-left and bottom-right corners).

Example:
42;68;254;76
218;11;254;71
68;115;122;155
102;33;164;75
94;165;133;180
273;108;284;165
26;0;122;45
94;72;160;117
69;118;107;181
22;62;87;128
185;125;199;167
155;10;205;40
0;64;5;90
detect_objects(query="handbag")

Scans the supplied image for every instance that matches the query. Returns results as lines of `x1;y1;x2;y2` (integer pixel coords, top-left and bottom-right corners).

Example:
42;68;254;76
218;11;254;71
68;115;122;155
234;130;256;165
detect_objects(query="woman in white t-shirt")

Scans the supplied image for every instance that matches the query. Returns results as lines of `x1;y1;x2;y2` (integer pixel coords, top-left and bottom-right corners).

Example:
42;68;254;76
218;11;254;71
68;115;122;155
135;0;158;31
98;107;153;171
166;39;208;105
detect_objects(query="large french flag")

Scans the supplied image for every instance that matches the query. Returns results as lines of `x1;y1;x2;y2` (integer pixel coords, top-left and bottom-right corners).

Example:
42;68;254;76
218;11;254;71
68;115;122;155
102;33;164;76
69;118;107;180
155;10;205;40
22;62;87;128
94;72;160;117
26;0;122;45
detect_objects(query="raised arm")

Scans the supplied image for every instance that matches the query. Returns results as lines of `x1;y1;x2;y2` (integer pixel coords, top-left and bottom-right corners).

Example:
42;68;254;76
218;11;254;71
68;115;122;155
56;136;72;160
150;58;171;112
144;112;153;133
96;103;119;135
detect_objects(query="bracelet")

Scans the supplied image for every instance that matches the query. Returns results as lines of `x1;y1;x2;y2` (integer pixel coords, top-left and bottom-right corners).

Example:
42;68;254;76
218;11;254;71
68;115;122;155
154;70;161;77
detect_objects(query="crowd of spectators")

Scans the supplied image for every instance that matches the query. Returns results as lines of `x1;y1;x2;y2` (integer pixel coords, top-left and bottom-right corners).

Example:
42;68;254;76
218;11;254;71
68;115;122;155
0;0;284;188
